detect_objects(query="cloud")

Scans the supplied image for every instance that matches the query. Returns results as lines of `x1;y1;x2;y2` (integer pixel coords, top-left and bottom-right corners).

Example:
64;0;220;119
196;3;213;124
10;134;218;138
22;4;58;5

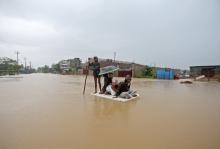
0;0;220;69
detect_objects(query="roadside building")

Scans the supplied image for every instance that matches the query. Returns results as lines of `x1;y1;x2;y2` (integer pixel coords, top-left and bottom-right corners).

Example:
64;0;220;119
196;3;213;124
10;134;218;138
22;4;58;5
59;58;82;74
59;60;70;73
114;60;132;77
190;65;220;78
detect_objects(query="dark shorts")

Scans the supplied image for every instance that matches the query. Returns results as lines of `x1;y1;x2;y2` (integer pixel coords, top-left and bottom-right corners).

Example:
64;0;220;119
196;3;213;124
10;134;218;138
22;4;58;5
93;71;100;78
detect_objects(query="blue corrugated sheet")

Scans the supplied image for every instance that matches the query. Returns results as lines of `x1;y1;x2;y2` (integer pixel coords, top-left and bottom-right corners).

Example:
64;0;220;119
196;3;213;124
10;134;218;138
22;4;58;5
156;69;174;80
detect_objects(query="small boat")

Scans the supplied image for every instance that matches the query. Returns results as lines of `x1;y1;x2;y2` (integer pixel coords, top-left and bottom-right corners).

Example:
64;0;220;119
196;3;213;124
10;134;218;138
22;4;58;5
91;93;139;102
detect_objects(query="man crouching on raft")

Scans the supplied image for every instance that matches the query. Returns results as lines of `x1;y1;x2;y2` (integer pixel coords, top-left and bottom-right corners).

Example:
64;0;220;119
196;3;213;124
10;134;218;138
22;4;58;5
100;73;113;94
104;75;137;99
115;75;137;99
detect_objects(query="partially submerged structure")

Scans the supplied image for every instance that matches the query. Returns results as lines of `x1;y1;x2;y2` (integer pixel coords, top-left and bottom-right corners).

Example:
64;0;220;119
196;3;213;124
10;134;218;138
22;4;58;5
190;65;220;78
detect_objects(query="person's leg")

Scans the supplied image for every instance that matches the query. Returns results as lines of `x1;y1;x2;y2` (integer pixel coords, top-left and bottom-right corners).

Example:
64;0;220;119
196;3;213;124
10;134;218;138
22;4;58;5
100;78;108;94
98;77;101;92
105;85;116;96
94;76;97;93
105;85;111;95
110;86;116;96
100;85;106;94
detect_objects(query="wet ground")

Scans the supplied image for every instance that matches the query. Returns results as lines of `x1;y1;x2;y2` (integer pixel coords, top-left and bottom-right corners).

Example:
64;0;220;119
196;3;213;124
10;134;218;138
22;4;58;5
0;74;220;149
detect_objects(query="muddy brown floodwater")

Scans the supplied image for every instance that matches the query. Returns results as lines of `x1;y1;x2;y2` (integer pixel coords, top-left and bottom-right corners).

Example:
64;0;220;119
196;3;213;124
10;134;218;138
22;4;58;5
0;74;220;149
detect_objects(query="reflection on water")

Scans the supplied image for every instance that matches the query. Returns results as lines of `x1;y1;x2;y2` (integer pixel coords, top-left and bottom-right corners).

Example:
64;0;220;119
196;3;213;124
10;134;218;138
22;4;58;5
0;74;220;149
93;97;137;120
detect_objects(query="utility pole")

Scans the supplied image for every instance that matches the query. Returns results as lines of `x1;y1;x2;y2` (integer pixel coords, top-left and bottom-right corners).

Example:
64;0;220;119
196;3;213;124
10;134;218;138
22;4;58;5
15;51;20;74
113;52;116;68
15;51;20;65
29;61;32;69
113;52;116;62
24;57;27;70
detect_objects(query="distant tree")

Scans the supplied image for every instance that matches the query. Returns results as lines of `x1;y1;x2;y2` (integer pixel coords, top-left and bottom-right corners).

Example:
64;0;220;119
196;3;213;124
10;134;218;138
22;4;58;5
51;64;61;73
37;67;42;73
37;65;50;73
42;65;50;73
142;66;154;78
69;58;82;72
0;57;21;75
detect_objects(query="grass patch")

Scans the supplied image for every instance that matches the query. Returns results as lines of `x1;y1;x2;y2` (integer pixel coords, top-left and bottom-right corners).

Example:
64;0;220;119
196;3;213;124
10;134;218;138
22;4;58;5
218;76;220;82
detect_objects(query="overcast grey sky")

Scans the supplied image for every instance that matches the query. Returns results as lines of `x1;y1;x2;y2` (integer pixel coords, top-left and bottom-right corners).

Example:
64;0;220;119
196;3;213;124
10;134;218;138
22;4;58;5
0;0;219;69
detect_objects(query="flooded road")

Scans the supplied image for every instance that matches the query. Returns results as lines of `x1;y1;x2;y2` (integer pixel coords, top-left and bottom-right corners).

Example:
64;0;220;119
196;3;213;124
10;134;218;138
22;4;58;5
0;74;220;149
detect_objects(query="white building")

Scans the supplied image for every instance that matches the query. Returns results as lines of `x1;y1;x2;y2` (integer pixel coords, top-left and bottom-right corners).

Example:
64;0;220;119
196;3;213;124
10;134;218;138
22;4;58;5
59;60;70;72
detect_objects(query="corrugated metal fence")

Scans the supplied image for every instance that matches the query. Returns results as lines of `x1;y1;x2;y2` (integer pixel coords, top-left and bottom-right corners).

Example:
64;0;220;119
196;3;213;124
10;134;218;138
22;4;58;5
156;69;174;80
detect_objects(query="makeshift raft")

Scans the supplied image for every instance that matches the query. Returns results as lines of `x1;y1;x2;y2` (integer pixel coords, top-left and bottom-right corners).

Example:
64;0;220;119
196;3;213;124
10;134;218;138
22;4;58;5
91;93;139;102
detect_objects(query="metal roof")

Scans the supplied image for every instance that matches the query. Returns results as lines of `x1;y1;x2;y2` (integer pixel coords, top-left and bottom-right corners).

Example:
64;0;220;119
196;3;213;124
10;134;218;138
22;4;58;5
190;65;220;68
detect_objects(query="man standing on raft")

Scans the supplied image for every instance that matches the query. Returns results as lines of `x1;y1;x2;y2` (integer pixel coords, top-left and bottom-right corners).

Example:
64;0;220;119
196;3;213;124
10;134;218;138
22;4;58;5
88;56;102;93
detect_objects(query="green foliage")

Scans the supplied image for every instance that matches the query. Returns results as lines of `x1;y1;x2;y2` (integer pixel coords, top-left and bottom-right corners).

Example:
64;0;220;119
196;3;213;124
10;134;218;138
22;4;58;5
37;65;50;73
218;76;220;82
142;66;154;78
0;57;21;75
51;64;61;73
42;65;50;73
69;68;76;73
